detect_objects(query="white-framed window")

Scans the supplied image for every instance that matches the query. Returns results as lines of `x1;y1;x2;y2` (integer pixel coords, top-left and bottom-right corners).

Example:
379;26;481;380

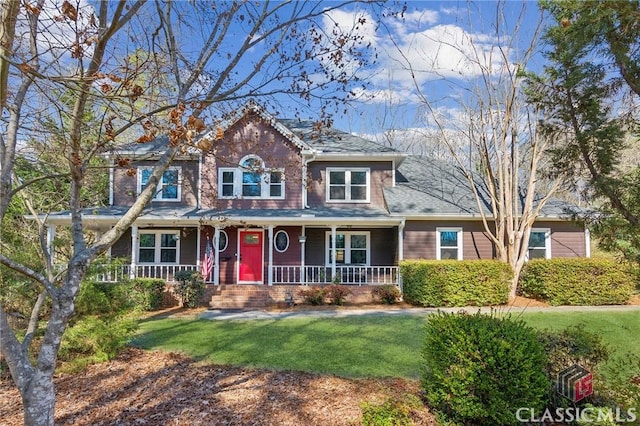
326;168;370;203
218;230;229;252
528;228;551;259
325;231;370;265
436;228;463;260
274;230;289;252
218;155;284;199
138;231;179;263
138;166;182;201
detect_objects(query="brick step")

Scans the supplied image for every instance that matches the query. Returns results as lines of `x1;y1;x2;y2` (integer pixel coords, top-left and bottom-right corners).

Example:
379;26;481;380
209;285;271;309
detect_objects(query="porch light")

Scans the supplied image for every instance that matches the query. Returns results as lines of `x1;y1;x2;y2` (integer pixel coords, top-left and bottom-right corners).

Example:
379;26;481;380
298;235;307;243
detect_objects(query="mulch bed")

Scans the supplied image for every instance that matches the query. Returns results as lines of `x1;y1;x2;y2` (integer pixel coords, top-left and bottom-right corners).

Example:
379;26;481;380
0;348;435;425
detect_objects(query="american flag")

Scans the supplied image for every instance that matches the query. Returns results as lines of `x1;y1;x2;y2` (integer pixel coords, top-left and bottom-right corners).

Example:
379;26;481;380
201;238;214;281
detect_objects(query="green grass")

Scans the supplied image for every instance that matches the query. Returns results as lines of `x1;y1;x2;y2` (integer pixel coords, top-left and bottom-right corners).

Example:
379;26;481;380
133;310;640;380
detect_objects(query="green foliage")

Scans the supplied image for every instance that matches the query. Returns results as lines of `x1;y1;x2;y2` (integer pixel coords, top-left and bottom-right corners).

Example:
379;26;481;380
298;286;326;305
519;258;635;305
129;278;166;311
325;284;351;305
360;395;420;426
174;270;205;308
422;312;550;426
76;280;133;316
59;314;138;372
400;260;511;307
532;0;640;264
371;285;401;305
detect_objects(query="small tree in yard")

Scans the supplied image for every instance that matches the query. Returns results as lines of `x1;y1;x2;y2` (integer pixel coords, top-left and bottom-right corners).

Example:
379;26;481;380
0;1;382;424
390;1;562;299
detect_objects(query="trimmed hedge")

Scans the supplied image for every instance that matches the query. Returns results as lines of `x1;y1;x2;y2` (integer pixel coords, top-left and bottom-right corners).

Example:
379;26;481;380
400;260;511;307
519;258;635;306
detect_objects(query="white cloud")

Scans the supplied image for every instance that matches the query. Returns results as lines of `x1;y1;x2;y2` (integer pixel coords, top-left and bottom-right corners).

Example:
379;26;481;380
322;9;378;47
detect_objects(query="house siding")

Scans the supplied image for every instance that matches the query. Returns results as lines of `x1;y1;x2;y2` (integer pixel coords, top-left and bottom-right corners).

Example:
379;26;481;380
307;161;393;209
403;221;494;260
200;113;304;210
403;220;586;260
112;159;199;207
536;221;586;257
111;227;198;264
304;227;397;266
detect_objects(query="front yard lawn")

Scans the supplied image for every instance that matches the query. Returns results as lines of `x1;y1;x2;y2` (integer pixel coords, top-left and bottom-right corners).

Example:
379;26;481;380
133;310;640;381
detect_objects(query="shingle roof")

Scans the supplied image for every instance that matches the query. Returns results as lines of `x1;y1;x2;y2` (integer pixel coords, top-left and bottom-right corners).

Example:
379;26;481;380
279;119;399;154
385;155;579;218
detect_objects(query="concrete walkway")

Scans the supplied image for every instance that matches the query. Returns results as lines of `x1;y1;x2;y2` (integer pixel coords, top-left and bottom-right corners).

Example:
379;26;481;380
199;304;640;321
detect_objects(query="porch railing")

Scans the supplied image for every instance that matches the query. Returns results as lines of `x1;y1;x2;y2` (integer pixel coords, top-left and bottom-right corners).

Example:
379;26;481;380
92;264;204;283
92;263;399;286
273;265;399;286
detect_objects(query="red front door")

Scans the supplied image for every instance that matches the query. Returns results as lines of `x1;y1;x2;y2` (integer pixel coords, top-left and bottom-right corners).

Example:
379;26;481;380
238;230;263;283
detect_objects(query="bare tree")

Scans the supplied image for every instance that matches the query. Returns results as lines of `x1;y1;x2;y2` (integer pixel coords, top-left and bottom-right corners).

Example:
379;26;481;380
389;1;560;298
0;1;379;423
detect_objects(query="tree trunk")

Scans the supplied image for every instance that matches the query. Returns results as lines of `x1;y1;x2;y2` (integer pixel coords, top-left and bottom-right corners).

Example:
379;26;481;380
22;371;56;426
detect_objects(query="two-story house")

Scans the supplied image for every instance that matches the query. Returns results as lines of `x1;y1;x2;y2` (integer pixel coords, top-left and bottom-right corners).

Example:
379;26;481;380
44;102;589;306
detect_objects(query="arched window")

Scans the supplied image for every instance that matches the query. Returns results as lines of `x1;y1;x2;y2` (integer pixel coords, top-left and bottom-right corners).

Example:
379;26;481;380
218;155;284;199
241;156;263;197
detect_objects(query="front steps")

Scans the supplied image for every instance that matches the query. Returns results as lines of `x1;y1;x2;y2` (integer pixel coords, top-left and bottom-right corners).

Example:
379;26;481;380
209;285;271;309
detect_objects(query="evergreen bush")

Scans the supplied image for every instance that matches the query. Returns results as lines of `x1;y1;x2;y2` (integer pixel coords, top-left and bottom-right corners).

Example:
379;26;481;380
422;312;549;425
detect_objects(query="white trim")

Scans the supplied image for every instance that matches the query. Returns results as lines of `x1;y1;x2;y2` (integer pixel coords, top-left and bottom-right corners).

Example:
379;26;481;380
214;226;221;286
237;228;265;284
528;228;551;260
585;228;591;258
436;227;463;260
324;230;371;266
274;230;290;253
218;230;229;252
130;225;138;279
137;166;182;202
268;226;274;286
137;230;180;264
326;167;370;203
218;156;285;200
109;166;114;206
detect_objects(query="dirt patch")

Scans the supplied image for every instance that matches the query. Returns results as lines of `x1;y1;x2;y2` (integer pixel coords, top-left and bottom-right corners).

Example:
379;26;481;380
0;348;435;426
507;296;550;308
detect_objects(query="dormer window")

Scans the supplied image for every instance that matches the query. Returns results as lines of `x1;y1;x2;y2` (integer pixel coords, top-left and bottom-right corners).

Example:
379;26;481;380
138;166;182;201
218;155;284;199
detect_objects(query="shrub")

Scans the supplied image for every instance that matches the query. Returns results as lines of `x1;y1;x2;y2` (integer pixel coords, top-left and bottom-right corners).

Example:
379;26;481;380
326;285;351;305
76;280;133;316
129;278;166;311
520;258;635;305
59;314;138;371
371;285;401;305
422;312;549;425
400;260;511;307
298;286;326;305
174;270;205;308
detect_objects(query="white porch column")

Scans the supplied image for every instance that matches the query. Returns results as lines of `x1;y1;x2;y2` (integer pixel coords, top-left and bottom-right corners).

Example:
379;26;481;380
330;225;337;282
300;226;306;285
214;226;220;285
585;228;591;258
268;225;274;286
398;220;405;261
130;225;138;279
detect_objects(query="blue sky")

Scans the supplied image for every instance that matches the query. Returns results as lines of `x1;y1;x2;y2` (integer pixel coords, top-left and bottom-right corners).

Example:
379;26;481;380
319;0;549;146
12;0;550;152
